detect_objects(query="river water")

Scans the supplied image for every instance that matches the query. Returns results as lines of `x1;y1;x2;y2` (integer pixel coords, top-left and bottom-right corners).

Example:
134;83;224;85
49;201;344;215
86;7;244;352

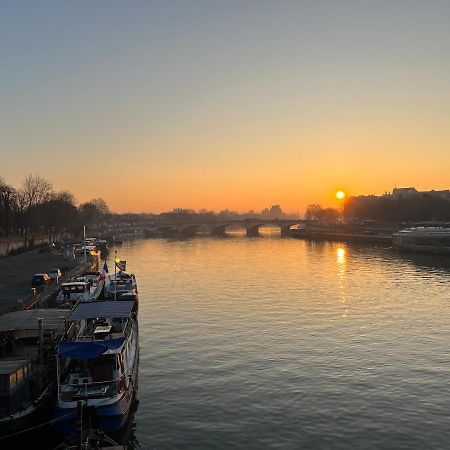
105;228;450;450
15;228;446;450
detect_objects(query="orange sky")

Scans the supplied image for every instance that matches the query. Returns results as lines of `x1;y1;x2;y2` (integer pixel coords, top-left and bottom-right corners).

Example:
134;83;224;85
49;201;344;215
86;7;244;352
1;2;449;214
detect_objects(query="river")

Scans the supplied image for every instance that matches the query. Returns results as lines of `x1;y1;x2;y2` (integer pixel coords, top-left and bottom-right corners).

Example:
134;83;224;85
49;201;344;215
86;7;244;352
108;228;450;449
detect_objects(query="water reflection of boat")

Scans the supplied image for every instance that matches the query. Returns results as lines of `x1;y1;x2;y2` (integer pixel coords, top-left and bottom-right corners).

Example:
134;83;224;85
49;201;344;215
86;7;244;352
393;227;450;255
394;250;450;272
0;309;69;436
290;225;393;244
55;428;125;449
54;403;126;449
53;301;138;438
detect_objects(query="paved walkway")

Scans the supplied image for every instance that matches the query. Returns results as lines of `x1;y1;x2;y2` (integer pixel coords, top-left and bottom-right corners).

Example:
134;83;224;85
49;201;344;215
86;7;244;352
0;250;81;314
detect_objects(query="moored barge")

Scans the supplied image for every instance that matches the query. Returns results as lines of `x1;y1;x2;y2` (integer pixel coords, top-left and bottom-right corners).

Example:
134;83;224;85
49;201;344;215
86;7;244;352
0;309;70;435
53;301;138;438
393;227;450;254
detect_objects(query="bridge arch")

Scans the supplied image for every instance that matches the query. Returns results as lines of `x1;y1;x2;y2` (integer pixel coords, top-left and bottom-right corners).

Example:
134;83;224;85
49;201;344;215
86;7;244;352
210;224;232;237
245;222;300;237
180;224;202;238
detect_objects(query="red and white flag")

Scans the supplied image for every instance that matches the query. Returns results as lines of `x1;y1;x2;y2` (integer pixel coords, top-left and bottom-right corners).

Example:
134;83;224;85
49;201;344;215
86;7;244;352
99;261;109;280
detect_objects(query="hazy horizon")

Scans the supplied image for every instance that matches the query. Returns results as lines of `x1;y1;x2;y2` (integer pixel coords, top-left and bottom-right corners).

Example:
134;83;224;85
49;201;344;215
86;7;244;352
1;1;449;213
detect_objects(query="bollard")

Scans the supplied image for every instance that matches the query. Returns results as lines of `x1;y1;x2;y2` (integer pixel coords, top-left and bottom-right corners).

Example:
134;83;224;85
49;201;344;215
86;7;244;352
30;287;37;308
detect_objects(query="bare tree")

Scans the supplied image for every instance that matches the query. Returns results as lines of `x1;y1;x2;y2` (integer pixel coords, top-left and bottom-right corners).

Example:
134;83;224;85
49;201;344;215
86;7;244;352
305;204;339;223
22;174;53;209
305;204;323;222
0;176;17;237
79;198;110;231
90;198;109;215
41;191;79;241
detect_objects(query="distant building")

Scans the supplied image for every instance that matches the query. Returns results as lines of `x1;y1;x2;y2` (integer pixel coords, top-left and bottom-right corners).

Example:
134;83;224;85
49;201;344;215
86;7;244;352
260;204;284;220
425;189;450;200
346;186;450;223
392;187;418;198
357;187;450;201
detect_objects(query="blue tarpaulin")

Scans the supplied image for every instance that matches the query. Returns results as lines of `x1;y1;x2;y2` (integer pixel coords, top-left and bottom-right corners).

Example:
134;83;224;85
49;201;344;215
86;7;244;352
58;337;125;360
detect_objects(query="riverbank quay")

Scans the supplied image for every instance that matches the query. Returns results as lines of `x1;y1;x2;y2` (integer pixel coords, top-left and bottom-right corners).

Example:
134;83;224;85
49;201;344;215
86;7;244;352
0;234;75;258
0;249;94;315
290;223;399;244
0;237;49;257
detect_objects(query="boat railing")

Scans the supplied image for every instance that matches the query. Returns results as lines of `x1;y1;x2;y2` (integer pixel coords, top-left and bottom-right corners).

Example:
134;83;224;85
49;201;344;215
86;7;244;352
65;321;78;340
72;317;131;341
58;372;127;401
80;318;132;340
74;331;125;342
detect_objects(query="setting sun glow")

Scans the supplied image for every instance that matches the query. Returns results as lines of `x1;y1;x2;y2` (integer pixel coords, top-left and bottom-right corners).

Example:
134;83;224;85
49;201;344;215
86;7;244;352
336;191;346;200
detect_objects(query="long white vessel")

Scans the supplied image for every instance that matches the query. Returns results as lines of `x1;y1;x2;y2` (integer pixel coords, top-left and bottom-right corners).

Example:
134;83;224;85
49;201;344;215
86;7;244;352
393;227;450;254
53;301;138;437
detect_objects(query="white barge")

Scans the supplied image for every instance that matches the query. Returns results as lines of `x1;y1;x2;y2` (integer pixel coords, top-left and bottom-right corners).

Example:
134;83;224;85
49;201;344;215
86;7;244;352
393;227;450;255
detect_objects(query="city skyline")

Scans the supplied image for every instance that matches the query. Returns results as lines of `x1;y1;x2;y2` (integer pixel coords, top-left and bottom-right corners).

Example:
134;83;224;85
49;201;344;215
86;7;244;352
1;1;450;213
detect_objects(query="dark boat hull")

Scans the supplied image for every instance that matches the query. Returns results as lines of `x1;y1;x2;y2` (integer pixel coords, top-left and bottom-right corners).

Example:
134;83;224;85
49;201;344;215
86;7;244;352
0;387;53;437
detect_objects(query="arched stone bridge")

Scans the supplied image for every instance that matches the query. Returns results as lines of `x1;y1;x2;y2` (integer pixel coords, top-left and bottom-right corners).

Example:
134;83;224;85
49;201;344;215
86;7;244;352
149;219;303;238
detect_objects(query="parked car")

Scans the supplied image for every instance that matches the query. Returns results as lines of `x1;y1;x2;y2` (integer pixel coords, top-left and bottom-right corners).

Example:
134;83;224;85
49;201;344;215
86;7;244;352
49;268;62;281
32;273;50;287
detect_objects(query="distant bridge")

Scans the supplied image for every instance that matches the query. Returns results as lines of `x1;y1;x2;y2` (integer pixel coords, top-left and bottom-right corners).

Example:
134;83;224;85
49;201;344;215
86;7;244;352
147;219;305;238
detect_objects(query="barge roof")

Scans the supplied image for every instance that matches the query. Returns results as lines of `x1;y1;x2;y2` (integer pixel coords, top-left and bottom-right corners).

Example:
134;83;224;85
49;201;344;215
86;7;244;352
0;309;70;333
0;358;29;375
69;301;134;320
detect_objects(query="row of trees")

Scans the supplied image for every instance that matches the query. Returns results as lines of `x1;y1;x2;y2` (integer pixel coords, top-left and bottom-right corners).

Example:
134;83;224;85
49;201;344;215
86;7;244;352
5;175;448;239
1;175;300;240
0;175;109;242
112;206;298;226
305;193;450;224
304;204;340;223
344;194;450;223
149;204;297;225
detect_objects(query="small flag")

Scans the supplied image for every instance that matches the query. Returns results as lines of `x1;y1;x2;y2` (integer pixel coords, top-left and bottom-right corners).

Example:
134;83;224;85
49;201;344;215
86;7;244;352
115;260;126;271
99;261;109;280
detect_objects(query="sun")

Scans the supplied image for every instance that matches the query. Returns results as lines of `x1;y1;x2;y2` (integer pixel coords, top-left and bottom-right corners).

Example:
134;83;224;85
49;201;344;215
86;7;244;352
336;190;346;200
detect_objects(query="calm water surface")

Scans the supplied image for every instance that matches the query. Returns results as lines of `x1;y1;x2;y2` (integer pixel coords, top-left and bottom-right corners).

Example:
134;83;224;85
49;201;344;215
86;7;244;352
116;231;450;449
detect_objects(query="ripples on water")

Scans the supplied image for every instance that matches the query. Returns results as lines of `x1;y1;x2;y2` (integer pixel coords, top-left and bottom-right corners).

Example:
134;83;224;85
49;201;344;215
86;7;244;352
113;230;450;449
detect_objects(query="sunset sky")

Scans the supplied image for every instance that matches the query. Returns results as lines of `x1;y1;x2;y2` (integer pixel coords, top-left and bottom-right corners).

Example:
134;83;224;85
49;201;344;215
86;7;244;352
1;1;449;214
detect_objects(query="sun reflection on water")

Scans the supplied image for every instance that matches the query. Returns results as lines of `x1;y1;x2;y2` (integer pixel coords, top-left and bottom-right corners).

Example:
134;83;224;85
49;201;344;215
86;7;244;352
336;246;348;317
337;247;346;263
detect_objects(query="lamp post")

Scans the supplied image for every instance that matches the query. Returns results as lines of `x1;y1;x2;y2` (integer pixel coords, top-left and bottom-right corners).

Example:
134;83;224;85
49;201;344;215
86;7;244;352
114;250;117;301
83;225;87;271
